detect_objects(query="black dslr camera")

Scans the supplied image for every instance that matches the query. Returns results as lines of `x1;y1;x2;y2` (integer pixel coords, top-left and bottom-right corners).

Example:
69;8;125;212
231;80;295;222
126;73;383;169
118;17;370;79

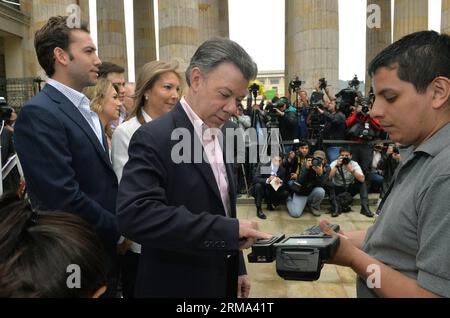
289;76;304;93
341;157;351;165
248;225;341;281
357;96;371;115
0;97;13;121
318;78;328;90
311;157;323;168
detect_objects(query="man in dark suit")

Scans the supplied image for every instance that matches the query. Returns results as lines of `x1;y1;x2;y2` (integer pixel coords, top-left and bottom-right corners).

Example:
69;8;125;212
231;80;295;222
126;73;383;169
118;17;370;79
117;38;271;298
14;16;124;291
252;155;290;219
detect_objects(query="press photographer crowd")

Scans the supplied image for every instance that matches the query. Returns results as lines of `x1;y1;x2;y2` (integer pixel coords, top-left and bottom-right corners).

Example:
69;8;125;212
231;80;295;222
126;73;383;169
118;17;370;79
1;14;449;299
238;74;398;220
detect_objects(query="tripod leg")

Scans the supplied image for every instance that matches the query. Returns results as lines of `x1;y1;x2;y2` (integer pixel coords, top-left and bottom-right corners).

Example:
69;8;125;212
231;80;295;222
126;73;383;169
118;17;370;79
241;164;250;196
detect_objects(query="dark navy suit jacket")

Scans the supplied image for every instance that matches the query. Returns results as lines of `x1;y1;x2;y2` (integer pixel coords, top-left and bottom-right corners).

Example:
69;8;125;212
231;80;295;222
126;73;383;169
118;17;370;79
14;84;120;251
117;103;245;298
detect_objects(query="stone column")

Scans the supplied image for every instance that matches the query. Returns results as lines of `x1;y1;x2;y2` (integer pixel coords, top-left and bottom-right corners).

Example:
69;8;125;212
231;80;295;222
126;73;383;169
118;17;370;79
285;0;295;96
25;0;77;77
76;0;89;26
134;0;156;78
159;0;199;72
96;0;128;76
285;0;339;93
365;0;391;94
198;0;225;43
218;0;229;38
394;0;428;41
442;0;450;34
19;0;36;77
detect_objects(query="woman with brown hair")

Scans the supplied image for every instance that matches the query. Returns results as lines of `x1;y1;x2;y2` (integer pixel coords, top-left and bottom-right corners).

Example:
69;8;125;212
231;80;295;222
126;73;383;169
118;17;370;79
111;60;181;298
83;79;122;152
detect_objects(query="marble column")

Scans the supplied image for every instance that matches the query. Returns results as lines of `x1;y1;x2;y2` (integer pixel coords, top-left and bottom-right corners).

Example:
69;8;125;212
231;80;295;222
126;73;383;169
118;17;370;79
134;0;156;78
96;0;128;76
393;0;428;41
285;0;295;96
198;0;229;43
285;0;339;93
218;0;229;38
158;0;199;72
442;0;450;34
25;0;77;77
365;0;391;93
76;0;89;26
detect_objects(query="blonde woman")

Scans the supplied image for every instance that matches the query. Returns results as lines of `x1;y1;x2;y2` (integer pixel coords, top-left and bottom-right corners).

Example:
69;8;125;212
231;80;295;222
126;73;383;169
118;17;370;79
111;60;181;298
83;79;121;152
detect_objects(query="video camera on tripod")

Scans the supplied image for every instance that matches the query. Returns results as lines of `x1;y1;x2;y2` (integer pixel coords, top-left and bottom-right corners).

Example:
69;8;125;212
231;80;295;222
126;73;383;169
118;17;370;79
349;74;360;90
334;75;362;118
288;76;305;94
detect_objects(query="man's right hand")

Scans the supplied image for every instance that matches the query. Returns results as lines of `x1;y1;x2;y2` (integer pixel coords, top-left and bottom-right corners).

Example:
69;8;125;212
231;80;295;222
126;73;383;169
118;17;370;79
238;219;272;250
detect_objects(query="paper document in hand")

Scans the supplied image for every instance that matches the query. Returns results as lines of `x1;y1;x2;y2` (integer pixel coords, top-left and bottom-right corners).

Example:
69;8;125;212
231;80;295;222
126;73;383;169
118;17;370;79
270;178;281;191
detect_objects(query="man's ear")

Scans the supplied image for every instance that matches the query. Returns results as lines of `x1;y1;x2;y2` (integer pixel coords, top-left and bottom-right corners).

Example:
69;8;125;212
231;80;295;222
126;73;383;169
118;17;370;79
430;76;450;110
53;47;70;67
189;67;203;93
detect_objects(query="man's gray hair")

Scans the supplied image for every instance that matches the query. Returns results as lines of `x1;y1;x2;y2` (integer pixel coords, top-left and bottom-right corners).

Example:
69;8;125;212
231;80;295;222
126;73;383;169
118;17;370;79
185;37;258;86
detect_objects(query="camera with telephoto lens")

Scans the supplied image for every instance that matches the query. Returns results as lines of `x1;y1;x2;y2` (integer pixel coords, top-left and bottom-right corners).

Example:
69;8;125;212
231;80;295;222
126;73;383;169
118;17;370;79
341;157;351;165
0;97;13;121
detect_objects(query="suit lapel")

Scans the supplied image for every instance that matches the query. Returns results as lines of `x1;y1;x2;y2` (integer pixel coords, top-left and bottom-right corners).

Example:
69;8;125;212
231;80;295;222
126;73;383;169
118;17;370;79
172;103;224;211
221;127;237;218
43;85;112;168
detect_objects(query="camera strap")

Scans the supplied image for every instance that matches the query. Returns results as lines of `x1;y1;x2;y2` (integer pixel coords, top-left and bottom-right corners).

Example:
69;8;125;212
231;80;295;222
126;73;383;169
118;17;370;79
337;166;348;191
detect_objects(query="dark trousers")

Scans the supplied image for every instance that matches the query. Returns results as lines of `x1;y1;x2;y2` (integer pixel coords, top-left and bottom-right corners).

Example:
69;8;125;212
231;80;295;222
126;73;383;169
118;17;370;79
349;143;373;190
328;181;370;207
120;250;140;298
253;183;290;207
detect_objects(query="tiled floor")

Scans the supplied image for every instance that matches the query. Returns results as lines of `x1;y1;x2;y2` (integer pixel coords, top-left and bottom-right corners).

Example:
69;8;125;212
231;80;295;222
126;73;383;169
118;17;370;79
237;203;376;298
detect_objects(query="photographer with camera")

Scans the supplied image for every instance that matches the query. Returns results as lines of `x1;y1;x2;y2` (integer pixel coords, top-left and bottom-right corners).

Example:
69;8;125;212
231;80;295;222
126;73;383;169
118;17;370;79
345;95;383;216
376;144;401;200
314;79;347;162
288;77;309;140
328;148;373;217
265;96;297;146
286;151;328;218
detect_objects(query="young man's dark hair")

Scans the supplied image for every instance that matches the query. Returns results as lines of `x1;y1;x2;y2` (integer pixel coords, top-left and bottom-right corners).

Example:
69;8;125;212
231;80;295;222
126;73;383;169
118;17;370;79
0;193;107;297
98;62;125;78
368;30;450;93
34;16;89;77
339;147;352;155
